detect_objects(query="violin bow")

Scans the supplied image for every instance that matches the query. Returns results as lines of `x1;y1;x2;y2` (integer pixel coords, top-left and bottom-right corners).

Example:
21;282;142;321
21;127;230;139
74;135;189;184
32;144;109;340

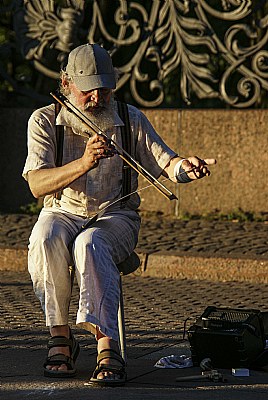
50;91;178;201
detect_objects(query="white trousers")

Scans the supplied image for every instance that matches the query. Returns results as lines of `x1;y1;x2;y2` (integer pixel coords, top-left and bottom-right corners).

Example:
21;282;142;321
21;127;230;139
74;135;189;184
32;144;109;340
28;208;140;341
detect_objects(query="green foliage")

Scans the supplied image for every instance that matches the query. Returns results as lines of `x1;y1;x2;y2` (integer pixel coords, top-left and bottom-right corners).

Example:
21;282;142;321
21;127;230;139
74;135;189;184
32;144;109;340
20;202;42;216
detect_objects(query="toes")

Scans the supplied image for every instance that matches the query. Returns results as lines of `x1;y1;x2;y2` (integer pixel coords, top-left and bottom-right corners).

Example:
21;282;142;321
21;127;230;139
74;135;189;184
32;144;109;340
46;364;68;371
57;364;68;371
97;371;120;380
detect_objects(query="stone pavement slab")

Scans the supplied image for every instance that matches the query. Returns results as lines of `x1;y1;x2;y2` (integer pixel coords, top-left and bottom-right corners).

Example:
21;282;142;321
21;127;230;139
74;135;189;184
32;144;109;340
2;351;268;400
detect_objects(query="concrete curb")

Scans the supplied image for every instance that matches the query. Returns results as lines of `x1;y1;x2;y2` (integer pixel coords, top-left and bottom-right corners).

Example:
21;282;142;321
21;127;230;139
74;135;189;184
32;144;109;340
1;248;268;284
138;253;268;284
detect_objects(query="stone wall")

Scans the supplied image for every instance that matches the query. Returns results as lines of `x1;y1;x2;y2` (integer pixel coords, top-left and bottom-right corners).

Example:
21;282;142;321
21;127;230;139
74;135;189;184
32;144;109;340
141;109;268;216
1;107;267;215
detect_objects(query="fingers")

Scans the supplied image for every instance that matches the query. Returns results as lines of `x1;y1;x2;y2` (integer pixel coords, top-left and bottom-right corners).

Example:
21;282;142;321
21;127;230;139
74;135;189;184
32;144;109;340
182;156;216;180
84;134;116;168
90;133;105;143
203;158;217;166
94;141;116;158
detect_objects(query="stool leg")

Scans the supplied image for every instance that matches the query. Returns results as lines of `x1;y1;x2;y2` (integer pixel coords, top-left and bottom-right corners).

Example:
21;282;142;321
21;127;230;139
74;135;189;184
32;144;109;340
69;265;75;289
118;274;127;365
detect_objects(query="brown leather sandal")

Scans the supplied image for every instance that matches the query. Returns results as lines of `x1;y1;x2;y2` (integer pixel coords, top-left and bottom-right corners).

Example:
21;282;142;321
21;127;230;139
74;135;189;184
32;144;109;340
43;330;80;378
89;349;126;387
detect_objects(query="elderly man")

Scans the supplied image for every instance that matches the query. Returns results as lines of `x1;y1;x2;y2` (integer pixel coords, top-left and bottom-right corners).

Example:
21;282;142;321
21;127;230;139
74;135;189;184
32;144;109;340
23;43;216;386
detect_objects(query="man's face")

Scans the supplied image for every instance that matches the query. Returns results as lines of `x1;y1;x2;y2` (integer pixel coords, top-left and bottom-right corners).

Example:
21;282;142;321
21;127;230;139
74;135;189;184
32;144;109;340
68;81;112;111
61;78;116;134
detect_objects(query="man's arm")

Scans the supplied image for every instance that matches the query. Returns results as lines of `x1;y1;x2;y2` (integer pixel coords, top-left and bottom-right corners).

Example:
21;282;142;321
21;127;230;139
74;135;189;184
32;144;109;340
28;133;115;198
27;159;88;198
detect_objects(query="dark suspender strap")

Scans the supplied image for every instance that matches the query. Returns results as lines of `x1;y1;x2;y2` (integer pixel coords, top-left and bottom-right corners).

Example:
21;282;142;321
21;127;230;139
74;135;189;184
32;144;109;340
55;102;64;167
54;102;64;200
117;101;132;207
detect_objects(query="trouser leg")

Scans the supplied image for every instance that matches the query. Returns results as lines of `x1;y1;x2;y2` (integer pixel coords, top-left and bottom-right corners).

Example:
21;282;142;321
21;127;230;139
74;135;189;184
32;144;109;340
28;209;80;326
74;211;140;341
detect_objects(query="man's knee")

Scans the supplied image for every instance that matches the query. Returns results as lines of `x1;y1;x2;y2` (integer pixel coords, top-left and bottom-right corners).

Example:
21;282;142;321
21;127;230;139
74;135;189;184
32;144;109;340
74;229;108;252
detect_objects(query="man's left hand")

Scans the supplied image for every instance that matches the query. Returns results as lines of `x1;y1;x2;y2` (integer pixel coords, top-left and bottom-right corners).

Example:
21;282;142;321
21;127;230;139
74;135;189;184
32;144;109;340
182;156;217;180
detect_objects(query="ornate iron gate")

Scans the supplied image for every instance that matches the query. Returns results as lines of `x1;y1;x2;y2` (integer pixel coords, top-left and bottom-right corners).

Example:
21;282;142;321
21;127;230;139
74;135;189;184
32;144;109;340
4;0;268;107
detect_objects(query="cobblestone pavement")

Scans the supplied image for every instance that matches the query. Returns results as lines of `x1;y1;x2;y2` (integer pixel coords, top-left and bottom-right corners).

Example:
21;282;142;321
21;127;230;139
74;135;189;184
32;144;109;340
1;213;268;259
2;271;268;348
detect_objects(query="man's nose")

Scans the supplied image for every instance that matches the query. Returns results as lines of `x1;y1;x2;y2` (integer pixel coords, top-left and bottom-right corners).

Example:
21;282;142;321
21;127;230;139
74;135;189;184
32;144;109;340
90;89;101;103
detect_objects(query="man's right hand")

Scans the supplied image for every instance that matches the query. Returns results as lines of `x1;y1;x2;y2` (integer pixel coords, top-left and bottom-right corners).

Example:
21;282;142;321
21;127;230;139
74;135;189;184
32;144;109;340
82;133;116;170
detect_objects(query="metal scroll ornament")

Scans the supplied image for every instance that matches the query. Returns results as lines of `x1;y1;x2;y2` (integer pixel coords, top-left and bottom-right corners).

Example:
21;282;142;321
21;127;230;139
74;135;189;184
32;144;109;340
13;0;268;108
14;0;85;79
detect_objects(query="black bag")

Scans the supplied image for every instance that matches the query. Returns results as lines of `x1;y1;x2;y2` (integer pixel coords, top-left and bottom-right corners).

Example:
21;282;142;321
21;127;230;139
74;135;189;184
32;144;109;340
188;306;267;368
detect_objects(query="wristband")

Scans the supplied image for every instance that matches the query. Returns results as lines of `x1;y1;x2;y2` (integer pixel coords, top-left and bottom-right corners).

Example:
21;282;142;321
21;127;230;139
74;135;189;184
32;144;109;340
174;159;192;183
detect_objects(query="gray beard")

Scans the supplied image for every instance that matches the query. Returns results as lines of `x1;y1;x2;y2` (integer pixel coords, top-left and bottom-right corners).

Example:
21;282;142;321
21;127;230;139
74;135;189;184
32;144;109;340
65;93;117;137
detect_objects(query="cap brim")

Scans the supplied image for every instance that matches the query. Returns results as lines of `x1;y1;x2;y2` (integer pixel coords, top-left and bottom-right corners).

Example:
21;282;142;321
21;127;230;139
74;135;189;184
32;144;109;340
73;74;116;91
